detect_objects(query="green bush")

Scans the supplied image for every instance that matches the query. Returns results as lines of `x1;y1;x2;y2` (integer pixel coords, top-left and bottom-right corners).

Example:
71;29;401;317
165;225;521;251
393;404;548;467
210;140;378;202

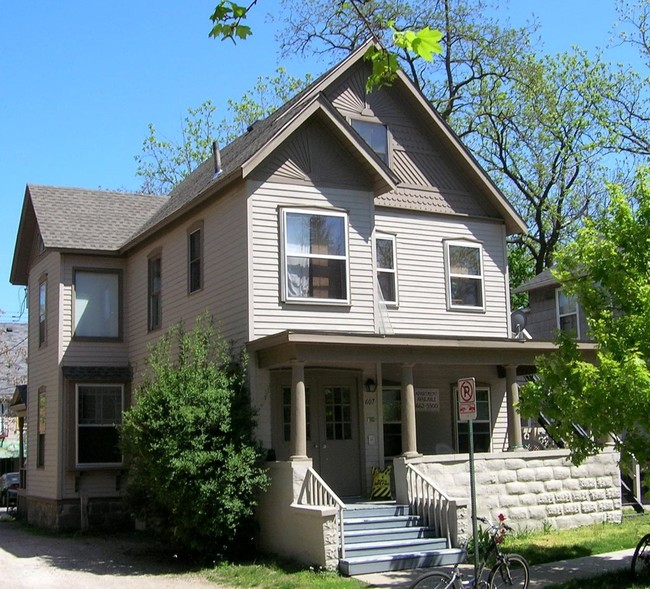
121;313;269;560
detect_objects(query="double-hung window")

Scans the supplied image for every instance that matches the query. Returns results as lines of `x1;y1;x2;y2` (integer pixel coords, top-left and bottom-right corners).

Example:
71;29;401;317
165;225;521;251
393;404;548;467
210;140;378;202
188;225;203;294
350;119;389;164
76;384;123;466
455;385;491;453
148;255;162;331
375;233;397;305
556;288;580;337
281;209;349;303
445;241;485;310
74;269;121;339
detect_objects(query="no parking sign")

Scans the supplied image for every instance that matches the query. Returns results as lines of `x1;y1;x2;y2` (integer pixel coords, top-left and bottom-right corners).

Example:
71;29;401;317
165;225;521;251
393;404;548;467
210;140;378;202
457;377;477;421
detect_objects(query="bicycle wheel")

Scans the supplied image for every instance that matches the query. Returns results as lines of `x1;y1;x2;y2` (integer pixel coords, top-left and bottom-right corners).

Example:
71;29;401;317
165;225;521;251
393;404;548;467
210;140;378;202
488;554;529;589
409;570;454;589
631;533;650;579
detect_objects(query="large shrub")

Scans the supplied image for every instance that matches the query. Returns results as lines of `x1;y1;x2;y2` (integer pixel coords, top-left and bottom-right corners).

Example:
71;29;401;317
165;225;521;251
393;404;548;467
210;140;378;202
121;314;268;559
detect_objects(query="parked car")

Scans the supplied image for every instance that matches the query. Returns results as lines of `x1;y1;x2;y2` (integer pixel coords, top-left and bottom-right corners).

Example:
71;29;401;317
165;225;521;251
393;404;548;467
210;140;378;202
0;472;19;506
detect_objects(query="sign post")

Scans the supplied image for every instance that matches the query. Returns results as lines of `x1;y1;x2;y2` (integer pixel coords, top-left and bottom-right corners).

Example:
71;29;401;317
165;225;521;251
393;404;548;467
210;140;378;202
458;377;479;581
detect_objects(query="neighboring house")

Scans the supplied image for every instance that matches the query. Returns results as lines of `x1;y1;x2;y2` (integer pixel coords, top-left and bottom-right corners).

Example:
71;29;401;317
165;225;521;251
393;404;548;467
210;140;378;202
0;323;27;472
513;269;591;342
10;45;620;572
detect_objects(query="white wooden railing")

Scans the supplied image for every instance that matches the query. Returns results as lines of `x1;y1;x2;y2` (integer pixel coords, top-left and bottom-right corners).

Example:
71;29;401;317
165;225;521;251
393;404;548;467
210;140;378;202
297;467;347;559
405;463;462;547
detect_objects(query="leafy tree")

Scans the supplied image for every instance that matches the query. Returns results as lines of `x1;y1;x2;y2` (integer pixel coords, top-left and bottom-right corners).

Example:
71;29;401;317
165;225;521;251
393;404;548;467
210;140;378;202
134;68;310;194
520;170;650;468
121;314;269;560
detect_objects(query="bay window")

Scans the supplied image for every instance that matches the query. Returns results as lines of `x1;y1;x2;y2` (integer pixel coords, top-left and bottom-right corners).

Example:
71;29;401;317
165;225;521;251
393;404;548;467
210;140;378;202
74;269;121;339
76;384;123;466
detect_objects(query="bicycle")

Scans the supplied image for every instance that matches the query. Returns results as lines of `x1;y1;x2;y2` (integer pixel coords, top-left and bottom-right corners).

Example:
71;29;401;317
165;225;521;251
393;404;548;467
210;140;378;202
631;532;650;579
409;515;530;589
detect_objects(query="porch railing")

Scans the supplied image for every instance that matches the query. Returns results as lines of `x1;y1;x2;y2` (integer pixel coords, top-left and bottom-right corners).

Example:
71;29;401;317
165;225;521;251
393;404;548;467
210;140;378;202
296;467;347;559
405;463;462;547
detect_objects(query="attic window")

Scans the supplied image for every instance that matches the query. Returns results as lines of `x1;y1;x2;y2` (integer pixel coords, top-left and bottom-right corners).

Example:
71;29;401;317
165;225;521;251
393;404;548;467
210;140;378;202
350;119;389;163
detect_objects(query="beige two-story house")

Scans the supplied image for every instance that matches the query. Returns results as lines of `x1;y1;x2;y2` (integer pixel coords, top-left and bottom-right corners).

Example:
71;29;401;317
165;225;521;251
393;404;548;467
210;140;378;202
10;45;620;574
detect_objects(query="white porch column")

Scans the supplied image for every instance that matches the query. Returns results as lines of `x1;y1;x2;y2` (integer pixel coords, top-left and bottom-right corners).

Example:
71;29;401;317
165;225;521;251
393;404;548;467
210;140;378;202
401;363;419;458
505;365;523;451
290;360;308;460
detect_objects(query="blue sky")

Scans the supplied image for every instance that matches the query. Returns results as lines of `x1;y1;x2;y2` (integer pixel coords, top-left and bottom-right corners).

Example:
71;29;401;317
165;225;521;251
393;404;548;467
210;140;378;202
0;0;634;321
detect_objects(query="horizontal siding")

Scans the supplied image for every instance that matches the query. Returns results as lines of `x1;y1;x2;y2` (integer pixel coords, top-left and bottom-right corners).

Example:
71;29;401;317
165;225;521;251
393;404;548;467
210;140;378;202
126;185;249;384
249;182;376;338
26;251;62;499
376;209;510;338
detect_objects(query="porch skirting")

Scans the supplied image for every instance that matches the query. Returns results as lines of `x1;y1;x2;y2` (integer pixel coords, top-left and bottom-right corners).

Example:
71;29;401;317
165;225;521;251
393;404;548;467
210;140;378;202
395;448;622;540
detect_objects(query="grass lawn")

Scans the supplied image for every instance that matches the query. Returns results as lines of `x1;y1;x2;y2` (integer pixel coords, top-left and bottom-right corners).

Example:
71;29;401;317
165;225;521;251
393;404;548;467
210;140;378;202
545;569;650;589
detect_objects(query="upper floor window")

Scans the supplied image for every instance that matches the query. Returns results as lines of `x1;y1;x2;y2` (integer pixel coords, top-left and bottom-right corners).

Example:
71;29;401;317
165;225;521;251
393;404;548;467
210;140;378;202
37;387;46;468
188;225;203;294
376;233;397;305
148;255;162;331
76;383;123;466
74;269;121;339
556;288;580;337
38;278;47;346
281;209;349;303
350;119;389;163
445;241;485;311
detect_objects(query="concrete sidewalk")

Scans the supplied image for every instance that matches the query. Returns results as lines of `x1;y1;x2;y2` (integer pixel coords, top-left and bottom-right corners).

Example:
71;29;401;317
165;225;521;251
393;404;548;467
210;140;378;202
355;548;635;588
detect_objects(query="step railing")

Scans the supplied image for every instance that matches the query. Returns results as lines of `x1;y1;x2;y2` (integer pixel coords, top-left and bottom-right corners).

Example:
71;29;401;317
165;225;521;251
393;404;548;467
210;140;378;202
296;467;347;559
405;463;461;547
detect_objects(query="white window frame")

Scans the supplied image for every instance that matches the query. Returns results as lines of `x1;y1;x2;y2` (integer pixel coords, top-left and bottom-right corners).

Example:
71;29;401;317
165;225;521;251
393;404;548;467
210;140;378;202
444;240;486;312
349;117;390;165
375;233;398;306
75;383;124;467
280;208;350;305
454;384;492;453
555;288;580;338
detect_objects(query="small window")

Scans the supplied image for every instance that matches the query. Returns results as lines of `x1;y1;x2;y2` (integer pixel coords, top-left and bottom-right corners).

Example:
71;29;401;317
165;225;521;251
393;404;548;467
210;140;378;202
324;386;353;440
281;209;349;303
376;234;397;305
38;279;47;346
455;385;491;453
445;241;485;310
188;227;203;294
556;289;580;337
76;384;123;465
351;119;389;163
382;386;402;457
74;270;121;339
148;255;162;331
37;387;46;468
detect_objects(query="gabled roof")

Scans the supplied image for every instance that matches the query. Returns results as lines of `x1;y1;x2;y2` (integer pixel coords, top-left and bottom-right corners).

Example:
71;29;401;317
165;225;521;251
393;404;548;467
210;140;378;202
10;185;165;285
513;269;559;294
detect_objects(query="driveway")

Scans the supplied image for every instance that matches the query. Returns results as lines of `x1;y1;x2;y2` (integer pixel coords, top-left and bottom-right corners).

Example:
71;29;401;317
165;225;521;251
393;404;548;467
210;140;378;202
0;514;226;588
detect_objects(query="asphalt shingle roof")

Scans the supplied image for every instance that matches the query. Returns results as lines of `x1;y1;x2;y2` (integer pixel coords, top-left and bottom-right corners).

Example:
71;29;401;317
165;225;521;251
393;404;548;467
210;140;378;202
29;185;166;251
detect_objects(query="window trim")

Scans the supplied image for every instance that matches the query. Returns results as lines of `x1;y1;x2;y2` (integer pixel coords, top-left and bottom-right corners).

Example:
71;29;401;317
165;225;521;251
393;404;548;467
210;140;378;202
148;252;162;332
75;383;124;468
349;116;391;165
280;207;351;305
38;276;47;347
453;384;492;453
555;288;580;338
444;240;486;312
187;222;203;295
375;233;398;306
72;268;123;341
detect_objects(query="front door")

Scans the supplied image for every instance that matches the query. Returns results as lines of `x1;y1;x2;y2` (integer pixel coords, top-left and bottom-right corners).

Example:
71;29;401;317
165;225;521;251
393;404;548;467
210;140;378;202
272;371;361;498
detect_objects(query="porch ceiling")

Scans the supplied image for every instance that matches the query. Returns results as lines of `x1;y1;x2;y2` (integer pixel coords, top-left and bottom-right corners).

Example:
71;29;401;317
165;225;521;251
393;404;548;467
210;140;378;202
248;331;597;370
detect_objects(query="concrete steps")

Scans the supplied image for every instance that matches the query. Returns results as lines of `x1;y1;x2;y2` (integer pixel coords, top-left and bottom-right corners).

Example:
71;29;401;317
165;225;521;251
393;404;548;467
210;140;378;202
339;503;464;576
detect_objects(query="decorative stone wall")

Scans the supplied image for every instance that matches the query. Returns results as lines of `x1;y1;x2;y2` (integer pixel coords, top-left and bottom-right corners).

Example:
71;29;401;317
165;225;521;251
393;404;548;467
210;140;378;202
407;448;621;535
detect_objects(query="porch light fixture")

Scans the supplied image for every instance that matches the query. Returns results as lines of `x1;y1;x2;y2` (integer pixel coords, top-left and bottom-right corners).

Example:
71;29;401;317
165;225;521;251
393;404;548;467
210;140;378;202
365;378;377;393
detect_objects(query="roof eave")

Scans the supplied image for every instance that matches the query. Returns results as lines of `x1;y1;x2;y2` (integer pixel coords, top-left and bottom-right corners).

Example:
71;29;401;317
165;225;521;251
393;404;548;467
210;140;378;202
10;188;35;286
